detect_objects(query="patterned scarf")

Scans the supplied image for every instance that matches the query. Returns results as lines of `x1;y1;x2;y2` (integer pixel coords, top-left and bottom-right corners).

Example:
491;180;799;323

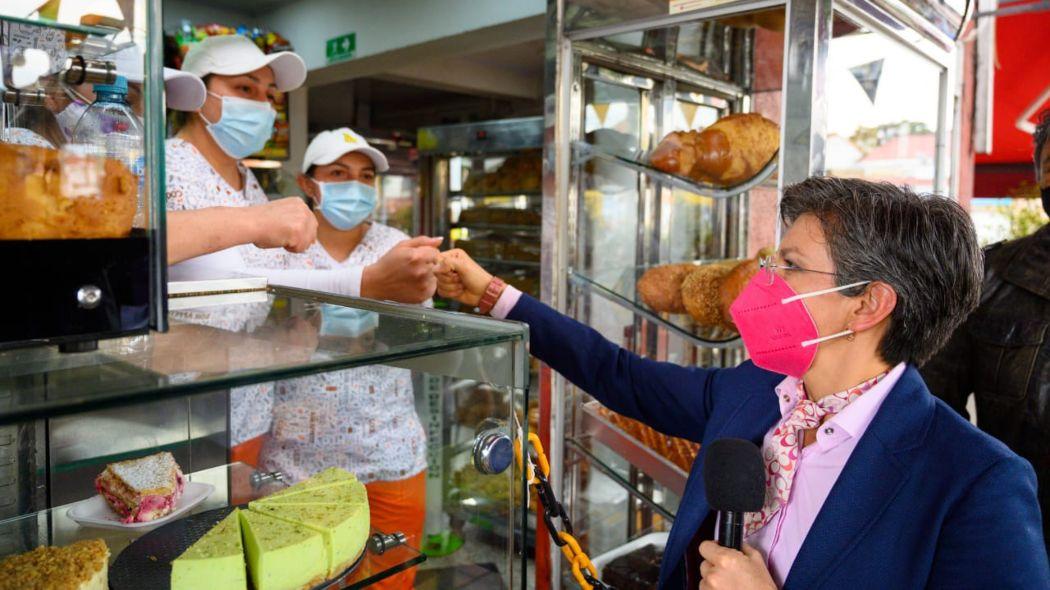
744;373;887;536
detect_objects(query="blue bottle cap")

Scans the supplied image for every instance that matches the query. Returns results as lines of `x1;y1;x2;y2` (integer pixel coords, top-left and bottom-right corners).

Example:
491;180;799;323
93;75;128;96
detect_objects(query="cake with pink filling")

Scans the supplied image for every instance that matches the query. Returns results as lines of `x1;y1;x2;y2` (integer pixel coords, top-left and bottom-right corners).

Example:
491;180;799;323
94;451;185;523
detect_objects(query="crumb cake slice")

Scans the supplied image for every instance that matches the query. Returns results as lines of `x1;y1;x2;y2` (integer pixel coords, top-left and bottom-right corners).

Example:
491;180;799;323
171;508;247;590
0;538;109;590
239;510;326;590
95;451;185;523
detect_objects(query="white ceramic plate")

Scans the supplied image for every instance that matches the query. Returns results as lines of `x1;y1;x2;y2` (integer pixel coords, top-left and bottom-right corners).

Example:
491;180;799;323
591;531;669;577
66;481;215;532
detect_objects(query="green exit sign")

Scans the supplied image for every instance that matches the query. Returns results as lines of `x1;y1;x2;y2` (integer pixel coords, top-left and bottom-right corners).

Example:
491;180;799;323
325;33;356;64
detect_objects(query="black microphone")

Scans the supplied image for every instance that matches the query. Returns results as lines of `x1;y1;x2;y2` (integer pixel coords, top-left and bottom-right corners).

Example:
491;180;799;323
703;438;765;550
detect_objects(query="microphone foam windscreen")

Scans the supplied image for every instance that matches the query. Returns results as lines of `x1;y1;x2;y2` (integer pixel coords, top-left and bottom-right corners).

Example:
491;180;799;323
703;438;765;512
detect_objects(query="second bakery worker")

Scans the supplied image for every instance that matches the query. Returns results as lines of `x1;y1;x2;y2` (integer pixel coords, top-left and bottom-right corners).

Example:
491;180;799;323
259;127;426;590
166;35;439;301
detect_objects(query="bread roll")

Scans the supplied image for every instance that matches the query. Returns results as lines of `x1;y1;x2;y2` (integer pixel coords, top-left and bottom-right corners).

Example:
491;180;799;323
691;113;779;187
718;248;774;331
637;263;696;313
649;113;779;187
0;143;136;240
682;263;734;327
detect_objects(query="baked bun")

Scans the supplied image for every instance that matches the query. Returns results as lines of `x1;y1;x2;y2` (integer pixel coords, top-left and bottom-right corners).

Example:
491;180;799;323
648;113;779;187
682;263;735;327
691;113;779;186
648;130;698;177
637;263;697;313
718;248;775;331
0;143;136;240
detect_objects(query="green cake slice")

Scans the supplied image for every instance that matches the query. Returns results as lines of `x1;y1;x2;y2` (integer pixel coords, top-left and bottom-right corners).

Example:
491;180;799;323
250;503;370;578
253;481;367;507
239;509;326;590
261;468;359;502
171;508;247;590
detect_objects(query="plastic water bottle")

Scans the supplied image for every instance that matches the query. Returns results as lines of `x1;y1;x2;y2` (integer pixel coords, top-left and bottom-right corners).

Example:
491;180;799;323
71;75;146;225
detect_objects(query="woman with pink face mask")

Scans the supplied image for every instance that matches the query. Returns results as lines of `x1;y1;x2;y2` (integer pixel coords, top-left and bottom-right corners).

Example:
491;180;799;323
435;176;1049;590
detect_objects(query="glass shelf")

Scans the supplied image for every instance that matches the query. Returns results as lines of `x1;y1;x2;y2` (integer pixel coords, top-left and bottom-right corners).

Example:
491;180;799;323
452;223;541;233
568;266;743;348
573;140;778;199
0;13;123;38
0;285;527;426
0;463;426;589
449;191;542;199
578;401;688;498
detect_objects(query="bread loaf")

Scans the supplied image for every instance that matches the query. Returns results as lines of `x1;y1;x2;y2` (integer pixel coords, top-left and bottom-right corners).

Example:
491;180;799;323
637;263;697;313
649;113;779;187
719;248;774;331
0;143;136;239
681;263;735;327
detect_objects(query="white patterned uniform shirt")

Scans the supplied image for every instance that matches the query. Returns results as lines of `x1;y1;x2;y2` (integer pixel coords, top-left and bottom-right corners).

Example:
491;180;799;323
164;138;364;295
259;223;428;484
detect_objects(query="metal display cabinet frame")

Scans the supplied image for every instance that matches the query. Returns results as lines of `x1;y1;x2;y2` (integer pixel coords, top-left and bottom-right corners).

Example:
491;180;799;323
540;0;962;587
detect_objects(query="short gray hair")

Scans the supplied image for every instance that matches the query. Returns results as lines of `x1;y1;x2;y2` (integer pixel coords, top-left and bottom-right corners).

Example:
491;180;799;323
780;177;982;366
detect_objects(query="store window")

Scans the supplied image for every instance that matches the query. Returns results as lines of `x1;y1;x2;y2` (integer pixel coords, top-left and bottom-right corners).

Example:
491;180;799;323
825;26;943;193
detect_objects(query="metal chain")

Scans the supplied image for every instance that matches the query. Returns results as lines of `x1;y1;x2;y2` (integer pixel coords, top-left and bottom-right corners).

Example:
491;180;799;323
515;432;616;590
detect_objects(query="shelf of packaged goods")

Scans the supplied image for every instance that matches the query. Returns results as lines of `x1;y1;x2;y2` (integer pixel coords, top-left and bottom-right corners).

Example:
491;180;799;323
568;269;742;348
0;14;122;37
0;462;426;589
577;401;689;499
451;222;541;233
572;141;778;199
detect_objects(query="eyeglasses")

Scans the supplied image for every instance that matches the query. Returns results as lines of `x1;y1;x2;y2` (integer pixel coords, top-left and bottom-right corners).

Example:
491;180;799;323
758;255;839;286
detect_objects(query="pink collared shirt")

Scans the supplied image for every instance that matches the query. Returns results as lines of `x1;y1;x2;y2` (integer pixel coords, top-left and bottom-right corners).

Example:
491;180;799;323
746;362;907;586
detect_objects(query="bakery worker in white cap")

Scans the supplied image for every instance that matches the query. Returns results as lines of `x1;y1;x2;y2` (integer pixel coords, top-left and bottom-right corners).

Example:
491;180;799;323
166;35;440;303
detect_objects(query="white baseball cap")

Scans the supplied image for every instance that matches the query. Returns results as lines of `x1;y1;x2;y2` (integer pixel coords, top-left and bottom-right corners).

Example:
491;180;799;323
302;128;390;174
181;35;306;92
108;44;206;111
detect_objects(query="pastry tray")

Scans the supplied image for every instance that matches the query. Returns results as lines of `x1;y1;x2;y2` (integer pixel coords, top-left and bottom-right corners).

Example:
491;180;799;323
110;505;364;590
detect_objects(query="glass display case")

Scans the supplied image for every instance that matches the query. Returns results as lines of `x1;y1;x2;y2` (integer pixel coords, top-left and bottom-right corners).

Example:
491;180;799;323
419;117;544;303
0;2;167;351
0;284;531;589
540;0;962;587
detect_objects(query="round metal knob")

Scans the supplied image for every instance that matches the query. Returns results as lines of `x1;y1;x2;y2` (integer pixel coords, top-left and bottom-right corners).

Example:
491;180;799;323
368;531;407;555
76;285;102;309
472;427;514;475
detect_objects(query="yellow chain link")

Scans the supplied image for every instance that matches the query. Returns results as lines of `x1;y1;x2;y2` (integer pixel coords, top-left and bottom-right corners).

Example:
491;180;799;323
515;432;601;590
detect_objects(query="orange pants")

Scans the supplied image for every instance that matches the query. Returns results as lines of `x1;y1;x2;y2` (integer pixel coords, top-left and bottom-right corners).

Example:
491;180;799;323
365;471;426;590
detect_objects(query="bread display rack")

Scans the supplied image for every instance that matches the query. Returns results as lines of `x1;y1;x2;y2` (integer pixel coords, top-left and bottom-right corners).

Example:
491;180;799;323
539;0;965;586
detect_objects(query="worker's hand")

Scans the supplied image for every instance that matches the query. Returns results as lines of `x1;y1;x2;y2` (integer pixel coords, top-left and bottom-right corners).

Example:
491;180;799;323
361;236;443;303
435;249;494;307
698;542;776;590
249;197;318;253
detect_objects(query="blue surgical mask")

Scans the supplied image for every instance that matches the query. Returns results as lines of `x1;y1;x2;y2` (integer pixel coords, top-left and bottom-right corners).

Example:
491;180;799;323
319;304;379;338
315;179;377;230
201;92;276;159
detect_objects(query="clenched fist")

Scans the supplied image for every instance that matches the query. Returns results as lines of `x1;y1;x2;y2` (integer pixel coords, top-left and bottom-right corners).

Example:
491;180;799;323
249;197;318;253
435;249;495;307
361;236;443;303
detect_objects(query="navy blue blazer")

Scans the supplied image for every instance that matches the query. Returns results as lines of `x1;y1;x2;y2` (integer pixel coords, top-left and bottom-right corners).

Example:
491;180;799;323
507;294;1050;589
